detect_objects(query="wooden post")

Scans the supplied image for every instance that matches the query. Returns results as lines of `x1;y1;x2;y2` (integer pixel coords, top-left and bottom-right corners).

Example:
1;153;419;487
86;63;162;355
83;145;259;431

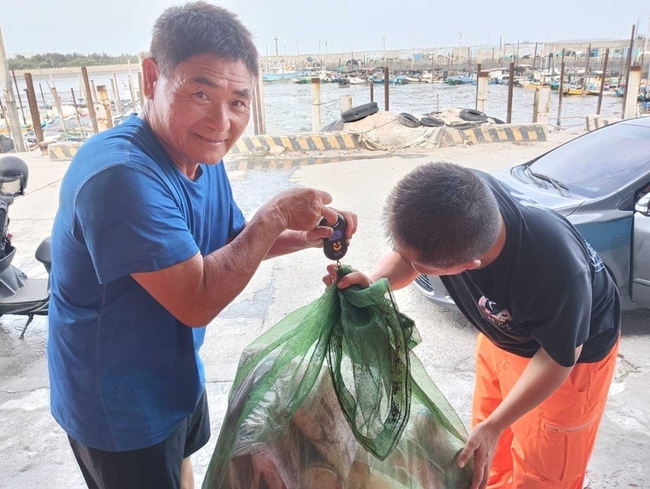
38;83;46;109
23;73;43;143
384;67;390;111
622;25;637;116
91;80;98;104
506;62;515;123
597;48;610;115
476;71;489;113
556;49;566;131
81;67;99;134
50;87;69;140
533;87;551;126
340;95;353;113
311;77;321;132
584;43;591;88
96;85;113;129
256;75;266;134
0;27;26;152
137;72;144;109
128;74;137;112
111;78;122;115
0;98;7;132
11;70;27;125
623;65;642;119
475;63;482;109
112;73;123;114
70;88;84;136
369;82;374;103
251;83;260;135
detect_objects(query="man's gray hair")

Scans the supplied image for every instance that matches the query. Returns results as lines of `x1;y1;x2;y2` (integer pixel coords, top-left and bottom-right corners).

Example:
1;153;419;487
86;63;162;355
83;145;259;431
150;2;259;77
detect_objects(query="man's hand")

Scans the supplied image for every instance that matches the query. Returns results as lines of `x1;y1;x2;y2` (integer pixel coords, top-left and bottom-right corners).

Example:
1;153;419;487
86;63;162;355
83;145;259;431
457;420;502;489
264;188;339;232
456;345;581;489
304;208;358;248
322;265;374;289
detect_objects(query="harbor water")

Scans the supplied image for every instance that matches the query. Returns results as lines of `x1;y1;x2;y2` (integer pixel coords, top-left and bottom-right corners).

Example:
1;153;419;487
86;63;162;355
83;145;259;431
8;70;628;136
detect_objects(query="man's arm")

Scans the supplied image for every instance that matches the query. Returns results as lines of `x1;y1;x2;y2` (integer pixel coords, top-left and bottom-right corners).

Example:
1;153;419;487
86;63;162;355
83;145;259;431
264;209;358;259
133;189;338;327
324;250;419;290
457;345;583;489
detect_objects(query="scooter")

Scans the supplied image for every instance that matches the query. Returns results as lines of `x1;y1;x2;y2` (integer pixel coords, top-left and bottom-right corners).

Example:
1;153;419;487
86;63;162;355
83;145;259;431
0;156;50;338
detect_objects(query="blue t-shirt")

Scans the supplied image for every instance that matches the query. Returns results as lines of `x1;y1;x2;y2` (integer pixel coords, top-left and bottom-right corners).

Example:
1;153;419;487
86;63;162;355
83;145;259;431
48;114;245;452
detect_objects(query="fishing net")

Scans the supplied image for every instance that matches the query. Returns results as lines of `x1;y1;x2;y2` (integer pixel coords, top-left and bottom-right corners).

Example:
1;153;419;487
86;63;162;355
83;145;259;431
202;267;473;488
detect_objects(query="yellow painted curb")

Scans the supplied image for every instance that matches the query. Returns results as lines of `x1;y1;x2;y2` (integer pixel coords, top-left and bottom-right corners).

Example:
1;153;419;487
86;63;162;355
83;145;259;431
49;132;362;161
228;132;361;155
440;123;548;147
49;142;83;161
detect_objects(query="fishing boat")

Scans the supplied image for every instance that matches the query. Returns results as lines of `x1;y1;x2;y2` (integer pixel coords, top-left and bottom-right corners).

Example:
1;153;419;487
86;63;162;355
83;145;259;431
291;76;311;84
585;83;600;95
393;75;409;85
563;85;584;95
520;81;548;90
349;77;367;85
445;76;475;85
262;68;301;82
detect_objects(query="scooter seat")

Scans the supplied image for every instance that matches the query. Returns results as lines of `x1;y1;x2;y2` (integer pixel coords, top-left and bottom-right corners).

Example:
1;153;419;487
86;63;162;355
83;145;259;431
35;237;51;273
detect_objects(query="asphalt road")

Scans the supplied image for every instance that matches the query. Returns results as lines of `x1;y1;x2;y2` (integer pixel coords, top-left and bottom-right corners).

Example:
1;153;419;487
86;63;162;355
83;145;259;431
1;133;648;488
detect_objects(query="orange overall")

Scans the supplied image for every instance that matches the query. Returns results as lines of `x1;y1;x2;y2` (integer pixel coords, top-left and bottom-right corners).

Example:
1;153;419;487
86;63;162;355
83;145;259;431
472;333;619;488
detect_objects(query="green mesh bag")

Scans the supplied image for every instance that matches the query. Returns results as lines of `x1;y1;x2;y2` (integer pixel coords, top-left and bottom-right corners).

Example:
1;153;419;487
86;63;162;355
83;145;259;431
202;267;473;488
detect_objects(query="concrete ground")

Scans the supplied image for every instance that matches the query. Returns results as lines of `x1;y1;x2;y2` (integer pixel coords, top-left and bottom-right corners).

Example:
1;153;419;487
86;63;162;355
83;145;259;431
0;129;648;488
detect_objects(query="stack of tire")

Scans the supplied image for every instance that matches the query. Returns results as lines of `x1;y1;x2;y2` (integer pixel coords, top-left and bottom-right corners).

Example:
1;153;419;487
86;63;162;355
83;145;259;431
397;109;505;130
325;104;505;131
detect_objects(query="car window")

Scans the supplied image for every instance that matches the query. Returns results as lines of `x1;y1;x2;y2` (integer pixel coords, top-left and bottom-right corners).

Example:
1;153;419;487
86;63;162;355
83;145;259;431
530;124;650;198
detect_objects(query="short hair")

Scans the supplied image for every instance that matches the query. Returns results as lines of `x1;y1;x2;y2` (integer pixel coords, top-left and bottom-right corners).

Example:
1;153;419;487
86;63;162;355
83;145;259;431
385;162;501;268
150;2;259;77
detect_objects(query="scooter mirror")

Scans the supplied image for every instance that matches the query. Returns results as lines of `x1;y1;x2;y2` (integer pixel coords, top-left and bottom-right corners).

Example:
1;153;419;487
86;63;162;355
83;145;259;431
0;156;29;200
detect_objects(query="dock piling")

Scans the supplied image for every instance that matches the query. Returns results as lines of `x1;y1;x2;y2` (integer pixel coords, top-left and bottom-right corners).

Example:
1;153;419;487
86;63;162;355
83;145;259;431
596;48;609;115
70;88;84;137
11;70;27;125
311;77;321;132
623;66;642;119
556;49;566;131
112;73;123;114
384;67;389;111
533;87;550;126
50;87;69;140
622;25;636;117
506;62;515;123
81;67;99;134
476;71;489;113
96;85;114;129
24;73;43;143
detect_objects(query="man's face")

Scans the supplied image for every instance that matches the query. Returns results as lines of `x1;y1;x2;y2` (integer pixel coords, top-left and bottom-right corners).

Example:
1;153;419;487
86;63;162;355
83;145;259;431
144;54;253;166
395;243;479;276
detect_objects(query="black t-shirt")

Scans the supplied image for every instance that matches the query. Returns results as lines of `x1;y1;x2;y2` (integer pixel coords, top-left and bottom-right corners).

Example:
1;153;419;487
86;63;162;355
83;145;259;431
440;172;620;367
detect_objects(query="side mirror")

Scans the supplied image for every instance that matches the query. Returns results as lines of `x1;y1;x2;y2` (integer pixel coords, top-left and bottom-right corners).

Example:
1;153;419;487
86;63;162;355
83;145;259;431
635;193;650;216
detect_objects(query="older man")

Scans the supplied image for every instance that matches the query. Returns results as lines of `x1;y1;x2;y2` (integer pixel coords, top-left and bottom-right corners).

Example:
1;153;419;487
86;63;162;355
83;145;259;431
48;3;355;488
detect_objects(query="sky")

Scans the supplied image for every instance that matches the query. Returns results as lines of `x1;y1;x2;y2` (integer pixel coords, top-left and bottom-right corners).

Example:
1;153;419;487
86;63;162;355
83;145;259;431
0;0;648;57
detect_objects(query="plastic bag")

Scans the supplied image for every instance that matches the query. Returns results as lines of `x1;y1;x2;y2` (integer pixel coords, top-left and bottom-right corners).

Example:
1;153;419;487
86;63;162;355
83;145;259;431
202;267;473;488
